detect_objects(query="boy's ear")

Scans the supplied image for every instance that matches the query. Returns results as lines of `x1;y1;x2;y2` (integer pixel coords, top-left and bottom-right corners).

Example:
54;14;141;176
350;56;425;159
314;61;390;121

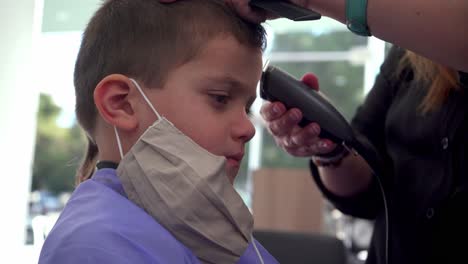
94;74;138;131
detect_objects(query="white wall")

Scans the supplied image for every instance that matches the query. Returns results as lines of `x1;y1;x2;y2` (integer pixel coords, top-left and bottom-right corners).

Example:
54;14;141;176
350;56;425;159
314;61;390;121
0;0;43;260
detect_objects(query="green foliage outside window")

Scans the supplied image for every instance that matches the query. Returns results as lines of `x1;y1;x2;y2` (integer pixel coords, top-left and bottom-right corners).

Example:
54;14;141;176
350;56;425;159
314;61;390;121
31;94;85;194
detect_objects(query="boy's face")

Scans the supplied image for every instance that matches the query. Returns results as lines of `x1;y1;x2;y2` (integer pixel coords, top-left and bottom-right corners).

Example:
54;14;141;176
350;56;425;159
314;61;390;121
136;35;263;183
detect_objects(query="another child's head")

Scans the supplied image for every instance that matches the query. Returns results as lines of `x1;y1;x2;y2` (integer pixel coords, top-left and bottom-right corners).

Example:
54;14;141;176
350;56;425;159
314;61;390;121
75;0;266;183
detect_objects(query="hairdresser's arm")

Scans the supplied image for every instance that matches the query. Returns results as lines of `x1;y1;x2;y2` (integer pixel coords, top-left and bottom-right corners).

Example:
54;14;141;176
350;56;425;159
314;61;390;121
230;0;468;72
315;0;468;72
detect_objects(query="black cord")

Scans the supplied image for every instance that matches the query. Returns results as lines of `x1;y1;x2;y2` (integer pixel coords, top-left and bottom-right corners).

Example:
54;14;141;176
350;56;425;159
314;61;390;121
345;139;389;264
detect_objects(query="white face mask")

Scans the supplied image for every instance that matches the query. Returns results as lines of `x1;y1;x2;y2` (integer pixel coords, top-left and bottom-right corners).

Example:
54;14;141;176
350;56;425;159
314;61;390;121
114;79;257;263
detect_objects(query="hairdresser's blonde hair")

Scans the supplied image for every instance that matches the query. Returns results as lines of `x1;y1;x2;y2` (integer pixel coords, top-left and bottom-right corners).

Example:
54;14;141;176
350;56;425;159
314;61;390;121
399;51;460;113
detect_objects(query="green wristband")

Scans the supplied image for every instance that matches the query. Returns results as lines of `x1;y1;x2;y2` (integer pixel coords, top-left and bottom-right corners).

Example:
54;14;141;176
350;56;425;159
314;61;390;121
346;0;372;36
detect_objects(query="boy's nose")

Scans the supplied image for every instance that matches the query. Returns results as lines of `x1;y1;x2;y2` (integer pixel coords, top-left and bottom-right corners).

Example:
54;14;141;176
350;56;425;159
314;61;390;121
232;114;256;143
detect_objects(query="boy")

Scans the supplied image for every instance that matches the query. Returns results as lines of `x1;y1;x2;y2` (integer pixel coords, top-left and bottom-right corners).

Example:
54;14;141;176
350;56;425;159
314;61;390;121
38;0;278;263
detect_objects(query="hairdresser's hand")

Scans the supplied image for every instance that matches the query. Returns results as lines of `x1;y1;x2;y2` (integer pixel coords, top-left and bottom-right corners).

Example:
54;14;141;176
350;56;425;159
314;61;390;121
260;73;337;157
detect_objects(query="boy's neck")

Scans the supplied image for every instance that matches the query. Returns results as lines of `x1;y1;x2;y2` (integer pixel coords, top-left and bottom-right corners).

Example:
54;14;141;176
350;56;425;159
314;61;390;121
95;122;125;164
96;137;121;164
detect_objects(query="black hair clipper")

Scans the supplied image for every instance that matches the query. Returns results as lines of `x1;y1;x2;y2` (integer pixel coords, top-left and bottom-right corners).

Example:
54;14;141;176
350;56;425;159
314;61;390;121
249;0;321;21
260;66;355;144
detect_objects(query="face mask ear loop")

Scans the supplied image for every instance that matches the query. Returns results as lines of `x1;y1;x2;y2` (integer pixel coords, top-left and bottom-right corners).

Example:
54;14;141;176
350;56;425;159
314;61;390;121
129;78;162;121
114;126;124;160
114;78;163;159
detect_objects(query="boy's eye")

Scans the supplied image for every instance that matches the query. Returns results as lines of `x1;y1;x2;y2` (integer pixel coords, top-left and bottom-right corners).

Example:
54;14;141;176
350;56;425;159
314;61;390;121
210;94;229;105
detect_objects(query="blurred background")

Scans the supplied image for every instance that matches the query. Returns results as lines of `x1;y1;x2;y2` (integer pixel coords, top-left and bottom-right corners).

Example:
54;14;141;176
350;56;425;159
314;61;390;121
1;0;392;263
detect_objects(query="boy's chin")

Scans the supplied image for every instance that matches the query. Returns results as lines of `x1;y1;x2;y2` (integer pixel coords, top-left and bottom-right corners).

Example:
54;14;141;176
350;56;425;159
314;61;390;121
226;169;238;185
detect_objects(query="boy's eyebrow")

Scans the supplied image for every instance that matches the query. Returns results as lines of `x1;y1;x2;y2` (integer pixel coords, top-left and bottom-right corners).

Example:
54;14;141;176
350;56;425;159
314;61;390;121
201;75;257;98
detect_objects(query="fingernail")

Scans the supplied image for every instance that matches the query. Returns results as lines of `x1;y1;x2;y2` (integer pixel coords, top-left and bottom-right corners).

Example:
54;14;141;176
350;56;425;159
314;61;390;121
290;110;301;121
272;105;280;115
310;125;320;135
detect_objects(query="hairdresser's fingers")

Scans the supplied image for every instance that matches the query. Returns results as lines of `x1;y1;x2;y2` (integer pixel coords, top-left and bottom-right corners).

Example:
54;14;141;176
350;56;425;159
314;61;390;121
283;138;337;157
288;145;324;157
284;144;319;157
291;124;337;154
301;72;320;91
275;126;301;148
274;126;321;157
268;108;302;137
225;0;278;23
260;102;287;122
270;121;339;157
290;123;320;146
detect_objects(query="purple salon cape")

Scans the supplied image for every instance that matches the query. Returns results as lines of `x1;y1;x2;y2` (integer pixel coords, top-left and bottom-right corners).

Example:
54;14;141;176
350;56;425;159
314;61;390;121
39;168;279;264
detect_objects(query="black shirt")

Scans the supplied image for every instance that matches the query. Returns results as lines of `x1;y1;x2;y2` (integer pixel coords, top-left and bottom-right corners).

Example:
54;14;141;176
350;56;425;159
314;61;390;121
311;46;468;264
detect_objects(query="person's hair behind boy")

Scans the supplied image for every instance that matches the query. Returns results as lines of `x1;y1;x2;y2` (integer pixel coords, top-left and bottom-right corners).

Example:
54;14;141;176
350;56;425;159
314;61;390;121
39;0;280;264
75;0;266;183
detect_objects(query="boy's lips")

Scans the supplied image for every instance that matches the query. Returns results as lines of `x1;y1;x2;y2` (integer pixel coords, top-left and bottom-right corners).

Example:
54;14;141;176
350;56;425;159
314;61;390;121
225;153;244;167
